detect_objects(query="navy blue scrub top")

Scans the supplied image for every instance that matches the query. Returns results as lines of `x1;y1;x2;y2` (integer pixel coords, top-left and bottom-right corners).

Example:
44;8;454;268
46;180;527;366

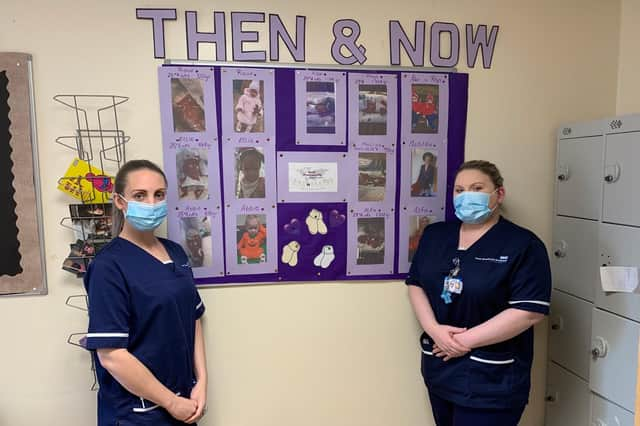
406;217;551;409
84;237;205;426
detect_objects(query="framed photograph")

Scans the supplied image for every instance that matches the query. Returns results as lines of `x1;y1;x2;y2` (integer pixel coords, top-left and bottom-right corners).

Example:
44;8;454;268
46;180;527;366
358;153;387;202
68;203;113;242
306;81;336;134
356;217;385;265
411;84;439;134
358;84;387;136
176;148;209;201
235;214;268;265
408;215;437;262
179;216;213;268
235;147;265;199
171;78;206;132
410;149;438;197
232;79;264;133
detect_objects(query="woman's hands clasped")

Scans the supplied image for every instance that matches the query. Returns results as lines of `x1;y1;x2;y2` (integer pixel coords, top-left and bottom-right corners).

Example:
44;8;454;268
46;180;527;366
429;324;471;361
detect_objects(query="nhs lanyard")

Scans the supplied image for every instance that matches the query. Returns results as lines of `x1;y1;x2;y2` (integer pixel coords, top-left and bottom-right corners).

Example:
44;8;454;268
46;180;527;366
441;257;463;304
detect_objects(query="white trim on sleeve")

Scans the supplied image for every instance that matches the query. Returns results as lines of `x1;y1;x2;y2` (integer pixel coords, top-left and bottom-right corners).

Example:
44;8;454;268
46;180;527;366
508;300;550;307
196;301;203;310
421;349;434;356
86;332;129;338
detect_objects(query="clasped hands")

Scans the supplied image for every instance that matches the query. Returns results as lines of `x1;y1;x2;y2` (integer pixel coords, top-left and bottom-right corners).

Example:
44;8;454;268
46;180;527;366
430;324;472;361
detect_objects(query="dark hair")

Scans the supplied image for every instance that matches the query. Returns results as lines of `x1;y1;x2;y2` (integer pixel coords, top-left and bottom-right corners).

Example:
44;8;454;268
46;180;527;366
456;160;504;188
112;160;167;235
422;152;434;161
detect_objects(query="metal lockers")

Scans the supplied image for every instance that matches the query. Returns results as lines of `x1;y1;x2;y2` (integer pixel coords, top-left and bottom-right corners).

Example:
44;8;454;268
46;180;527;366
545;362;591;426
589;308;639;413
602;131;640;227
597;223;640;323
591;393;634;426
548;289;593;380
555;136;604;221
551;216;599;302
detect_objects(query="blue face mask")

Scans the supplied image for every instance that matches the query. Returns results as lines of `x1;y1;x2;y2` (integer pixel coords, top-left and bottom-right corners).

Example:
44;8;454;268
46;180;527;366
120;195;167;231
453;191;496;224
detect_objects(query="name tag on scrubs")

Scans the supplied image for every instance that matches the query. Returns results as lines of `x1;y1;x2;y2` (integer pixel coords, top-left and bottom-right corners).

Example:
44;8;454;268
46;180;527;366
445;276;463;294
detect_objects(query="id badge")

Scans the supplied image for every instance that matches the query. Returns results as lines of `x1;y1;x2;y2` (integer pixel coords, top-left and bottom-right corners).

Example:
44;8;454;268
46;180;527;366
445;276;463;294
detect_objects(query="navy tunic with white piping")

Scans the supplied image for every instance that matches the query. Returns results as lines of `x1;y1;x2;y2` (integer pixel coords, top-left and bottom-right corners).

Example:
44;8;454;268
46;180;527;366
406;217;551;409
84;237;205;425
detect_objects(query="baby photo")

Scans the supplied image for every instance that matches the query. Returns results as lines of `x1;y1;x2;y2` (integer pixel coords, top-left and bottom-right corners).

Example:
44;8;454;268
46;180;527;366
411;84;439;134
411;149;438;197
235;147;265;199
306;81;336;134
176;148;209;201
233;79;264;133
171;78;206;132
358;84;387;136
408;215;436;262
179;216;212;268
236;214;267;265
356;217;385;265
358;153;387;202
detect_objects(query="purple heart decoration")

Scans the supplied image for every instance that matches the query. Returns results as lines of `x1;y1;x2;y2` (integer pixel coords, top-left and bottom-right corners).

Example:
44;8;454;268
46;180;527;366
284;218;301;235
329;209;345;228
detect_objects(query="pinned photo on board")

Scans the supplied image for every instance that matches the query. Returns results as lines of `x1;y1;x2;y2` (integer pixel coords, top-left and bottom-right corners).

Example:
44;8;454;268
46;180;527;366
358;84;387;136
69;203;113;242
236;214;267;265
306;81;336;134
411;149;438;197
176;148;209;201
171;78;206;132
408;215;437;262
180;216;212;268
235;147;266;199
233;79;264;133
358;153;387;202
356;217;385;265
411;84;439;134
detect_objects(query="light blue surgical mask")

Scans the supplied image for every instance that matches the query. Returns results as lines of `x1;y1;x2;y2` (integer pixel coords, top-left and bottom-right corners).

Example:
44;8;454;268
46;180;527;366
119;195;167;231
453;190;497;224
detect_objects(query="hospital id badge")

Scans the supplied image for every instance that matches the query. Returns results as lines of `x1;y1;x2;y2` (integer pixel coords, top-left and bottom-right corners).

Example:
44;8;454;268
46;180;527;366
445;276;463;294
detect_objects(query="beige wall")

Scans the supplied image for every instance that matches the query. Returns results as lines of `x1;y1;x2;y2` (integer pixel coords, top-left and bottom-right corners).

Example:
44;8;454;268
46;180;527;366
0;1;621;425
617;0;640;114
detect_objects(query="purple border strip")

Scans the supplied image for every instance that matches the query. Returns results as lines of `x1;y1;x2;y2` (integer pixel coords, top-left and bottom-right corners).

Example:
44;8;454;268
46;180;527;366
445;73;468;222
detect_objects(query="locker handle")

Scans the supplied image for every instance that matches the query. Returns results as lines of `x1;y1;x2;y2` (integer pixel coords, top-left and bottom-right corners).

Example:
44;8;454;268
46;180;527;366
591;337;608;359
557;165;570;182
545;395;556;402
604;164;620;183
550;315;563;331
592;419;606;426
553;240;568;258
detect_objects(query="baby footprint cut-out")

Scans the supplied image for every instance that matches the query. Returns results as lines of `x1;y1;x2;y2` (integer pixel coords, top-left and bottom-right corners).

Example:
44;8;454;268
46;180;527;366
281;241;301;267
305;209;328;235
313;245;335;269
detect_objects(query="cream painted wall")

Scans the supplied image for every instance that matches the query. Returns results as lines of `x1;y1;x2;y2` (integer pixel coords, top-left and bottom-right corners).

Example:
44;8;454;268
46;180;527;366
617;0;640;114
0;1;620;425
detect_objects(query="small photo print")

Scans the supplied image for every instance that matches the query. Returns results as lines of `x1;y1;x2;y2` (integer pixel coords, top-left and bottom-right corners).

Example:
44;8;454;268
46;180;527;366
306;81;336;134
358;153;387;202
411;84;439;134
358;84;387;135
180;216;213;268
356;217;385;265
236;214;267;265
69;203;113;242
235;147;265;199
233;79;264;133
411;149;438;197
176;148;209;201
408;215;437;262
171;78;206;132
288;162;338;193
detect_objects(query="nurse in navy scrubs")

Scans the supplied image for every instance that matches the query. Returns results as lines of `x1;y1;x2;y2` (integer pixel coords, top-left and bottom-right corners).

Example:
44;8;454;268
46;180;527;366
406;160;551;426
84;160;208;425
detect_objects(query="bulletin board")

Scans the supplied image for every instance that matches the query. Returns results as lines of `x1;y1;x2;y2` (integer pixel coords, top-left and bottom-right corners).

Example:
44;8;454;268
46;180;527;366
158;64;468;285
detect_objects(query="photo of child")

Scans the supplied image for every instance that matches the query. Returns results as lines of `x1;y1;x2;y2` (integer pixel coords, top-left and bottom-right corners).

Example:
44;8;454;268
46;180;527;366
235;148;265;199
356;217;385;265
306;81;336;134
358;153;387;202
171;78;206;132
408;215;436;262
233;79;264;133
176;148;209;201
180;216;212;268
358;84;387;135
236;214;267;264
411;84;439;134
411;150;438;197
